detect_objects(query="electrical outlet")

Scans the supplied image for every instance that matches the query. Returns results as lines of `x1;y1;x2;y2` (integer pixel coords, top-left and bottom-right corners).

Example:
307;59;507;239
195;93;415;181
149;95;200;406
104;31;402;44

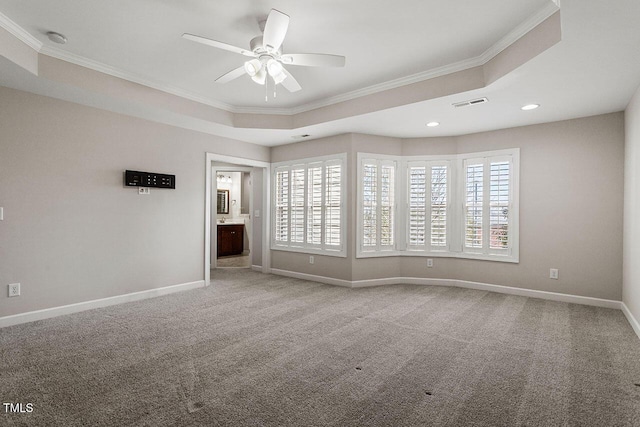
309;256;315;264
138;187;150;195
550;268;559;280
427;258;434;268
8;283;20;297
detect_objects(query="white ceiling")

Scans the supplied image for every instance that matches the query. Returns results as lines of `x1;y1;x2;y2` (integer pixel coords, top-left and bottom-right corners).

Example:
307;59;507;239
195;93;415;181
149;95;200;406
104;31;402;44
1;0;640;146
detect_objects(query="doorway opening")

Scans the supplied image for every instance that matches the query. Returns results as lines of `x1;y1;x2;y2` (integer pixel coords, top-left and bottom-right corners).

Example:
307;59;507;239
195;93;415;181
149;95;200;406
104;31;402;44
204;153;270;285
214;169;252;269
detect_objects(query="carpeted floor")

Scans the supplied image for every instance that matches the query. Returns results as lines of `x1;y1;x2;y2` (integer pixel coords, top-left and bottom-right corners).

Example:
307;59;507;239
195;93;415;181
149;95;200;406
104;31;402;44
1;269;639;426
216;254;251;268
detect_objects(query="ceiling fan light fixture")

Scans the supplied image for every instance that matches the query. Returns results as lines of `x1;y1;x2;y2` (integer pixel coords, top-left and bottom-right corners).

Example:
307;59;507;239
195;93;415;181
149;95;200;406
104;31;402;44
266;59;287;84
266;59;283;76
244;59;262;77
251;68;267;85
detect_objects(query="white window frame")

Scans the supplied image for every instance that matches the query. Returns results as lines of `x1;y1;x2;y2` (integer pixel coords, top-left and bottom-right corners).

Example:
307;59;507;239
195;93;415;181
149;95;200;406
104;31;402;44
458;149;519;262
271;153;347;257
357;154;399;256
406;158;453;254
356;149;519;263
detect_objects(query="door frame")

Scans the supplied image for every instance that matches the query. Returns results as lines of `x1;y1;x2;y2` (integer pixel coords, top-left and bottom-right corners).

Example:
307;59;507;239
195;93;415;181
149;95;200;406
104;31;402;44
205;153;271;285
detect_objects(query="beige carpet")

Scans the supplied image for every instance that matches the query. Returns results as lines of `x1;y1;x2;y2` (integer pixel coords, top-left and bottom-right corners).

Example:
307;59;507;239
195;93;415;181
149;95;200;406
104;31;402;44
216;254;250;268
1;269;639;426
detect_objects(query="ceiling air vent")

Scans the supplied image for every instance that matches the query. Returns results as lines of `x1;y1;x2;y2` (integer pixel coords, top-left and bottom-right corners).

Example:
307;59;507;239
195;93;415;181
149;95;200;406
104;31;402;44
452;97;488;108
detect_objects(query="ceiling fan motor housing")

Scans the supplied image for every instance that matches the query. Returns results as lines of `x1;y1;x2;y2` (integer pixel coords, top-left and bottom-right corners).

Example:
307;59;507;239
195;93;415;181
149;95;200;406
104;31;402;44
250;36;282;56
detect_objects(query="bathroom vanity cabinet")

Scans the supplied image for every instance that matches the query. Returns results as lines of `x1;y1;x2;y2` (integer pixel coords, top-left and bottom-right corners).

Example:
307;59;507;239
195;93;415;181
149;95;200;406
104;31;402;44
217;224;244;257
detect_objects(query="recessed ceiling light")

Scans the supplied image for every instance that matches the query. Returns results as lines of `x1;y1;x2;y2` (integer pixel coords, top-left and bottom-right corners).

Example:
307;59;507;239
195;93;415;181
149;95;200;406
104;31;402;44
426;122;440;127
46;31;67;44
521;104;540;111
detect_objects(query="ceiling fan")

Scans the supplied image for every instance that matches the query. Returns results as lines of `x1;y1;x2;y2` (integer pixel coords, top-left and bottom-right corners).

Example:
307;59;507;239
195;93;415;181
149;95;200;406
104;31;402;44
182;9;345;96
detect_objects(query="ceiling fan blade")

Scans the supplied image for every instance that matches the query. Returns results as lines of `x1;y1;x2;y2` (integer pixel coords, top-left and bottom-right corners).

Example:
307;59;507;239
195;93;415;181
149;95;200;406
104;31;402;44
281;53;346;67
182;33;255;57
215;66;246;83
280;68;302;92
262;9;289;52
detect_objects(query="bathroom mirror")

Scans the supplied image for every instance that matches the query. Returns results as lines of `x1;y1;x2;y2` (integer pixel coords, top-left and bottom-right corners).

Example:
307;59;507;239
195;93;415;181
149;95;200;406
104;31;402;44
217;189;229;214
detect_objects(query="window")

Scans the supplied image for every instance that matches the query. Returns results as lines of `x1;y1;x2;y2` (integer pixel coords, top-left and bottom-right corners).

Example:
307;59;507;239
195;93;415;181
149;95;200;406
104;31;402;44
359;157;396;253
463;155;514;257
464;161;484;249
357;149;519;262
407;161;450;252
272;154;346;256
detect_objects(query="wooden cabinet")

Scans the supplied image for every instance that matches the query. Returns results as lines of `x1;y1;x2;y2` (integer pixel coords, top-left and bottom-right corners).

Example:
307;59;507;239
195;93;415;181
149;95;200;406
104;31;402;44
217;224;244;257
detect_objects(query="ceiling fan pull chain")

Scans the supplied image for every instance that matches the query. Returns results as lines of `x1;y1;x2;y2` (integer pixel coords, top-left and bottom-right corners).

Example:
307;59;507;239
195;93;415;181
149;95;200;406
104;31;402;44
265;77;268;102
274;78;277;98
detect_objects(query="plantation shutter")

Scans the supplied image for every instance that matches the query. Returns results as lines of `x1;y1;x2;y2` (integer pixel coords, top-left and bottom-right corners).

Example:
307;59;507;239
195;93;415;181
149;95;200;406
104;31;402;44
272;154;345;255
290;167;306;244
362;162;378;247
464;161;484;250
307;165;322;245
464;156;513;255
430;165;447;248
409;166;427;246
360;159;396;252
407;162;448;251
356;149;517;261
325;161;342;247
274;168;289;243
489;160;510;251
380;164;395;247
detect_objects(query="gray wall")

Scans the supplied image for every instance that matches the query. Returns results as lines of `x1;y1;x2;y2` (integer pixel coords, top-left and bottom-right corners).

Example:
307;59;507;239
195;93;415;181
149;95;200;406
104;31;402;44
624;84;640;321
251;167;264;268
0;87;269;317
271;113;625;301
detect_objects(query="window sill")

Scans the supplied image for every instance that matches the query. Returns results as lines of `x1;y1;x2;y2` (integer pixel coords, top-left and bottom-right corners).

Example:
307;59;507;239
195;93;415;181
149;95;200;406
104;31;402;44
271;245;347;258
356;249;518;263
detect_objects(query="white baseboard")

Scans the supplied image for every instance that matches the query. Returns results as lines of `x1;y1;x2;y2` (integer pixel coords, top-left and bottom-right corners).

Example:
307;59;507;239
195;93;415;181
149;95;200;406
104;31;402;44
0;280;206;328
453;279;622;309
622;302;640;340
351;277;455;289
270;269;352;288
270;269;622;310
251;265;263;272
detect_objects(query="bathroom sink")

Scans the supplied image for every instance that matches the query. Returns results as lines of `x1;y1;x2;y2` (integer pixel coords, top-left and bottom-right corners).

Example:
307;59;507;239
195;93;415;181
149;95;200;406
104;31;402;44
217;219;245;225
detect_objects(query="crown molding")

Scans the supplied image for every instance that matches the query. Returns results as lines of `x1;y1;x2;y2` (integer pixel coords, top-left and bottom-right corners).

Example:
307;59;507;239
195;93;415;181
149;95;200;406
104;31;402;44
1;3;559;117
477;1;560;65
231;105;293;115
0;11;42;51
288;57;483;115
231;55;482;116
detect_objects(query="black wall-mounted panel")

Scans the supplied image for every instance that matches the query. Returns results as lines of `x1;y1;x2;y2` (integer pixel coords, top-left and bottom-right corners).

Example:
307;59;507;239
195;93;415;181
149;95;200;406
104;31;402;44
124;170;175;189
